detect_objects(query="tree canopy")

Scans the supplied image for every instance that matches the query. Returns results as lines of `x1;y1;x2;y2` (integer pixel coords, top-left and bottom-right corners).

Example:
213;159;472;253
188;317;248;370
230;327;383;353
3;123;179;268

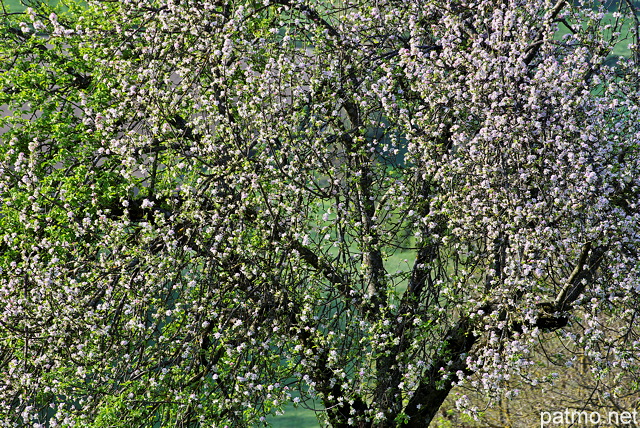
1;0;640;426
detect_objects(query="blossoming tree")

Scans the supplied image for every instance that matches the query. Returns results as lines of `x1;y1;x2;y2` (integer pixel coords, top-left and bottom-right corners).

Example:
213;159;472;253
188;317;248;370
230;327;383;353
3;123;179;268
1;0;640;426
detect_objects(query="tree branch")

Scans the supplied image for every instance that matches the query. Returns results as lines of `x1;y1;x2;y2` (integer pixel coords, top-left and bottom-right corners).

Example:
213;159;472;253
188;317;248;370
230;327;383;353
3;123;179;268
524;0;567;65
554;242;607;310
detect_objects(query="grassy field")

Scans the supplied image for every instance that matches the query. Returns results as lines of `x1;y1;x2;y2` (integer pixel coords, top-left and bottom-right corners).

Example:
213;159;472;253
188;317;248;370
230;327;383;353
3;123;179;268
3;0;22;12
268;405;321;428
2;0;66;12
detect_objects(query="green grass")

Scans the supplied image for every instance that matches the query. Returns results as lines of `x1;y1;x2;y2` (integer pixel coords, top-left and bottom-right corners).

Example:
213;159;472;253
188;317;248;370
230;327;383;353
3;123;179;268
2;0;24;12
268;404;321;428
2;0;77;13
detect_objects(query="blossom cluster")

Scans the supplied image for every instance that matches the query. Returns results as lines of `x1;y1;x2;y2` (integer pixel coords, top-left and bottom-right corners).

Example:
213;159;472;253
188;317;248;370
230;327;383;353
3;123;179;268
0;0;639;426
